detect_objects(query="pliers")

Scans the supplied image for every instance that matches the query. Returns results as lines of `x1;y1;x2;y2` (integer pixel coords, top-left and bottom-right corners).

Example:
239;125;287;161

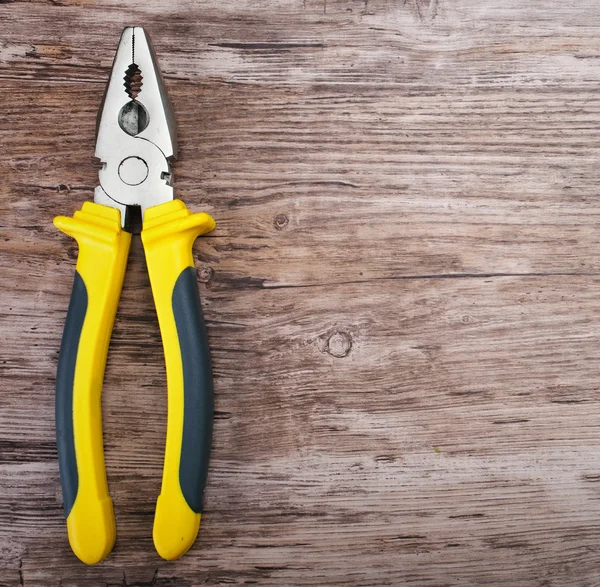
54;27;215;564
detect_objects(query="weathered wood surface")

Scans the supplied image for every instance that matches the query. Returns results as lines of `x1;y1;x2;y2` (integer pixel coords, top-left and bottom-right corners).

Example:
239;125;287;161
2;0;600;584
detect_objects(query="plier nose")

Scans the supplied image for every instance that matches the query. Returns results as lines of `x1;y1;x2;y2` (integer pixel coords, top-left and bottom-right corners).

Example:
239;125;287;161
95;26;177;229
53;27;216;564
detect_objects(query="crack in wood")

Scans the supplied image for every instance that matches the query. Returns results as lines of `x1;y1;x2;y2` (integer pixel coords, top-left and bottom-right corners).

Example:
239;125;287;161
209;42;324;50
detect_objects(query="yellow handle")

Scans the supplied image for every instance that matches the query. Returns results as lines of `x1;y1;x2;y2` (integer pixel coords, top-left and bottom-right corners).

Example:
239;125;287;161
141;199;216;560
54;202;131;564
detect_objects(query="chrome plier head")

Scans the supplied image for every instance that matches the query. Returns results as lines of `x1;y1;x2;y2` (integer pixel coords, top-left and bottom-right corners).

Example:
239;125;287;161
94;27;177;228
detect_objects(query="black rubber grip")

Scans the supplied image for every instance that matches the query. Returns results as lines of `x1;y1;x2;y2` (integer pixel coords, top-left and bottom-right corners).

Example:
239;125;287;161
55;271;87;517
172;266;214;513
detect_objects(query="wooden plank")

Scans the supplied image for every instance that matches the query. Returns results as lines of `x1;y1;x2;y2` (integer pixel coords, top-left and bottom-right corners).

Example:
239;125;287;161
1;0;600;584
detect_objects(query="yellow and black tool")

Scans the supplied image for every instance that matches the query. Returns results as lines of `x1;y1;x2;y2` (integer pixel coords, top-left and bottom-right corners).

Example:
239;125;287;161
54;27;215;564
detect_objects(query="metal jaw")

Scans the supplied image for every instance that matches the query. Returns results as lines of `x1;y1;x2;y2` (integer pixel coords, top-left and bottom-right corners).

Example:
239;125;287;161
94;27;177;229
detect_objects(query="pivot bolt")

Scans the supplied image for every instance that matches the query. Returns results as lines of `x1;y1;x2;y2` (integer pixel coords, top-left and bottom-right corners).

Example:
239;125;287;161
118;156;148;185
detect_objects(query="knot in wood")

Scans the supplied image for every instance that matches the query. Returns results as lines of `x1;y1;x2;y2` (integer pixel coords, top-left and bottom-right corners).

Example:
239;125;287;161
274;213;289;230
196;262;214;284
326;330;352;358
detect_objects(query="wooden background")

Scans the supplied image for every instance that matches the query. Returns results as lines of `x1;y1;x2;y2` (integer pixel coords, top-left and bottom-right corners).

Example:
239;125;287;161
2;0;600;584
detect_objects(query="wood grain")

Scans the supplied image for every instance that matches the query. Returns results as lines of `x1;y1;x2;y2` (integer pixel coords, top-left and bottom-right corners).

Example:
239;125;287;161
2;0;600;584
